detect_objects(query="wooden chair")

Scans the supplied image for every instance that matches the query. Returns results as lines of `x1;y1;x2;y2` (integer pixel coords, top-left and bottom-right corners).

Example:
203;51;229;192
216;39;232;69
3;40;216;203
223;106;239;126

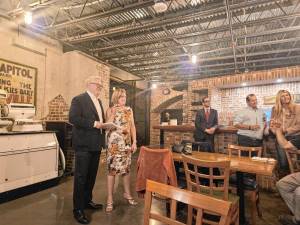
227;144;263;225
144;179;232;225
182;155;239;225
227;144;262;158
285;148;300;173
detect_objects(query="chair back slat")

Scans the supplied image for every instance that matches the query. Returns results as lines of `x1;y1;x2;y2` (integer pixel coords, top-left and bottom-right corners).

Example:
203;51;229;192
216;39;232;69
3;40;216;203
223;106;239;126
228;144;262;158
285;149;300;173
144;180;232;225
182;154;230;201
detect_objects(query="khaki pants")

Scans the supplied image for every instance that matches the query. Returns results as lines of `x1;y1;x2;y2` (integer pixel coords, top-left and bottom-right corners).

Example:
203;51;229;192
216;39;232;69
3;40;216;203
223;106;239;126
276;172;300;222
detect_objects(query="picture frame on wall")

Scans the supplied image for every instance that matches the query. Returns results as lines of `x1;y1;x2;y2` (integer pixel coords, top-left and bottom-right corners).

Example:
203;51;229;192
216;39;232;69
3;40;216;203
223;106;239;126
0;58;37;106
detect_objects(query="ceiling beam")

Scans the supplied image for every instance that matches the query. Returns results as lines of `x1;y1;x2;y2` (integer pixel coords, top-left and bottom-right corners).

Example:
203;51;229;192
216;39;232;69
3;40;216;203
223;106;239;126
114;37;300;70
43;0;155;30
65;0;280;43
135;54;300;77
148;61;300;81
92;12;300;54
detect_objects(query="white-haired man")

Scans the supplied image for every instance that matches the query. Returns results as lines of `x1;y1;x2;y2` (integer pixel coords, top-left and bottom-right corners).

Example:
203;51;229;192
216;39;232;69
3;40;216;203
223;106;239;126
69;76;106;224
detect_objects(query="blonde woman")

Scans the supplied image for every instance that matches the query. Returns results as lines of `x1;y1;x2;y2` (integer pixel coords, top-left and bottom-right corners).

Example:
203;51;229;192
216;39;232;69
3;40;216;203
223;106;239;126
105;88;138;213
270;90;300;170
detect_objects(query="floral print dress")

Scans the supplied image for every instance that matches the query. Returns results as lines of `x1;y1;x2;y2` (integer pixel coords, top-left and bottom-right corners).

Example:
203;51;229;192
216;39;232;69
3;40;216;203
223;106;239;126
107;106;133;175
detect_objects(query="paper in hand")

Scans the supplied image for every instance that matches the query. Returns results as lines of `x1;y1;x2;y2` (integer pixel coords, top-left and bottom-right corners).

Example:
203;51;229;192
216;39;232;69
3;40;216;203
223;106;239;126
102;122;122;129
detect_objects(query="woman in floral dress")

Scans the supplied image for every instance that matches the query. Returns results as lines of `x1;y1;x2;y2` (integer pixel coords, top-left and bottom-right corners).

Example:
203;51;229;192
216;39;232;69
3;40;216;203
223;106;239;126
105;88;137;212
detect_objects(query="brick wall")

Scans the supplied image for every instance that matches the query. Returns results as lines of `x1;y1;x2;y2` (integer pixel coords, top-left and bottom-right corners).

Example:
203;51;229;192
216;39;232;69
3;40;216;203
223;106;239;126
45;94;69;121
214;82;300;125
150;66;300;146
150;82;189;145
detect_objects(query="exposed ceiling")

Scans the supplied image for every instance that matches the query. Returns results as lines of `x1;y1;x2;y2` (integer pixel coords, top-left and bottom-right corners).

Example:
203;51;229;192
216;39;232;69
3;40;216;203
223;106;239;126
1;0;300;82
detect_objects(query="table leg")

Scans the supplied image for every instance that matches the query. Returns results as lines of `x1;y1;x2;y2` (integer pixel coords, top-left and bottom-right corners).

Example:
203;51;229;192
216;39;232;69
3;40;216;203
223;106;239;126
237;171;249;225
160;129;164;148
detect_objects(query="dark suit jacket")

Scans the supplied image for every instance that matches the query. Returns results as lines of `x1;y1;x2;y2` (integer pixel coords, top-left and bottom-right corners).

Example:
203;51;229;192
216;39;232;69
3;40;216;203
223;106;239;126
69;92;106;152
194;108;218;141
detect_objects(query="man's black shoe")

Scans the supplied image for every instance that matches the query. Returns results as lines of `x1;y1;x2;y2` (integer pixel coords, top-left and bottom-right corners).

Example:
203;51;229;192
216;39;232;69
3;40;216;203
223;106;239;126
86;201;103;210
279;214;300;225
73;210;90;224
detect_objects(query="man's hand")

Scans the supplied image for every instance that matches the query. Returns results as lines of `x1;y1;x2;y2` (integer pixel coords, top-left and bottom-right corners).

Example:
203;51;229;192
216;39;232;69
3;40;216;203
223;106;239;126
94;121;103;129
205;128;213;134
210;127;216;134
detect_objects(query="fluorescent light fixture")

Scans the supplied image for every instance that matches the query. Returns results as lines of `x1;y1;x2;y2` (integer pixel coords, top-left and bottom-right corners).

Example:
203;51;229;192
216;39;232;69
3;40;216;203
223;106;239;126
24;11;32;25
152;52;159;57
241;82;247;86
151;83;158;89
276;78;283;83
191;55;197;64
153;0;168;13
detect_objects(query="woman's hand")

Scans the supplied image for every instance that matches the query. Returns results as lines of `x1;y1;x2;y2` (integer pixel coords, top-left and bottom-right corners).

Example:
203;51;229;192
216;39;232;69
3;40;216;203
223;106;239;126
122;128;129;135
111;106;117;116
131;142;137;153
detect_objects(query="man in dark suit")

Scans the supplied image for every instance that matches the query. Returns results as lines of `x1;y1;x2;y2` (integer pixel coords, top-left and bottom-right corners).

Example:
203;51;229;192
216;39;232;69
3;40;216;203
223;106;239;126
194;96;218;152
69;76;106;224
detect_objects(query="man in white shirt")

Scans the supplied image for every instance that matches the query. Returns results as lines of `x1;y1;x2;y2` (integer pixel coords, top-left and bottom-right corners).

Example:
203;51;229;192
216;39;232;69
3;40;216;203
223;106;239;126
234;94;267;149
69;75;106;224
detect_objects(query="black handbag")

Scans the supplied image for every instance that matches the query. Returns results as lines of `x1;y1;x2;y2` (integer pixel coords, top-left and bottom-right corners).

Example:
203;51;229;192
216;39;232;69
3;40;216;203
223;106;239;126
172;143;192;155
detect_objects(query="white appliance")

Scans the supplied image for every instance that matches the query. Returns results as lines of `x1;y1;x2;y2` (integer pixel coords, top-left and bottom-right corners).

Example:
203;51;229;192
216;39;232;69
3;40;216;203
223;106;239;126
0;94;63;195
0;132;59;193
7;103;43;132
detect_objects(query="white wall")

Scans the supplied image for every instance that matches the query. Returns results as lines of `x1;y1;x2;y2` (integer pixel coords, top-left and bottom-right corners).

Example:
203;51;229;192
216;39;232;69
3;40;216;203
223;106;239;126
0;19;111;119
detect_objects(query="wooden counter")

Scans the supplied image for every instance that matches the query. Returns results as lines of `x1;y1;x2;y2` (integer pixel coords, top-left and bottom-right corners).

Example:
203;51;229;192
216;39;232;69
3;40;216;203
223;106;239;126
153;125;238;133
152;125;238;153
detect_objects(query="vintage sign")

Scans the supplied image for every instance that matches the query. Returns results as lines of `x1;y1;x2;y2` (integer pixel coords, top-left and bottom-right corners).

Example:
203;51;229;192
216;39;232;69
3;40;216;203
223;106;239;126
0;58;37;105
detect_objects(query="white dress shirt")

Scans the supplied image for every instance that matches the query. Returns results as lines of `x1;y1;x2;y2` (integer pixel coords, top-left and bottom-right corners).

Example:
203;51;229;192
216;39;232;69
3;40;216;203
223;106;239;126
204;107;210;114
87;91;103;125
233;106;266;140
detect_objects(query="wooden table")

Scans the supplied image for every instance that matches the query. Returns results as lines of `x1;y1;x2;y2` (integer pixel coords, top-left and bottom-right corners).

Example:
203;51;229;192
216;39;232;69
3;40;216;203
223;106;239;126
172;151;277;225
172;152;275;176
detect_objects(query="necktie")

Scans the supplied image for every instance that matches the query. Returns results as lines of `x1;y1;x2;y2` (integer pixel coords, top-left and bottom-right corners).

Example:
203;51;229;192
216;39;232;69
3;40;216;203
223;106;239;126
205;109;210;121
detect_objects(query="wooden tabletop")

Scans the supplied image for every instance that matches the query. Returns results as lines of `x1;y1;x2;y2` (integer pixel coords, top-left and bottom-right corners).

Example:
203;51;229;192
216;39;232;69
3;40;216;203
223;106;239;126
172;152;276;176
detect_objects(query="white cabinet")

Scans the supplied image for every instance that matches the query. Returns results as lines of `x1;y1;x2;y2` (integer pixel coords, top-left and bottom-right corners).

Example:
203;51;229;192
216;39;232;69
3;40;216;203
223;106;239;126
0;132;59;193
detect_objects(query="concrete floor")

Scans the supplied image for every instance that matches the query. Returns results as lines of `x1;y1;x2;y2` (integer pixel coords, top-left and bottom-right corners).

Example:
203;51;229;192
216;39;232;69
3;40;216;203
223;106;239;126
0;154;290;225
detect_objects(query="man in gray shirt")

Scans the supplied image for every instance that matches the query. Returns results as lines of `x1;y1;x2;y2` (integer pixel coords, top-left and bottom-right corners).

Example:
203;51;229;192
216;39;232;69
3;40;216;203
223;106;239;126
234;94;267;148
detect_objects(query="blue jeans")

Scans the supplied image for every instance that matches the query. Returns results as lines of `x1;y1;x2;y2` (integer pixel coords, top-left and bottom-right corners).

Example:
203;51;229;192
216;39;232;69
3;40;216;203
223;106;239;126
276;142;289;171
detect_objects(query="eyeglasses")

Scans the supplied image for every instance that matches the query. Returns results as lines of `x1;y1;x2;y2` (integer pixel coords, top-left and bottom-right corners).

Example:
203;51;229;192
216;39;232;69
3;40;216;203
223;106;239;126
203;100;210;103
90;83;102;88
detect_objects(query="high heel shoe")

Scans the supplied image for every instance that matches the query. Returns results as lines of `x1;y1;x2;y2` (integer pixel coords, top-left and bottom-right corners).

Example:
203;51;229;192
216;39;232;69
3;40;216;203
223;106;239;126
105;202;114;213
123;193;138;205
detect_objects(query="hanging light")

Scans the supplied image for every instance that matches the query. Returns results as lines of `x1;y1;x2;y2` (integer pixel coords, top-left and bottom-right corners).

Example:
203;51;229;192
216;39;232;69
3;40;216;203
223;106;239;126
191;55;197;64
151;83;158;89
276;78;283;83
24;11;32;25
153;0;168;13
